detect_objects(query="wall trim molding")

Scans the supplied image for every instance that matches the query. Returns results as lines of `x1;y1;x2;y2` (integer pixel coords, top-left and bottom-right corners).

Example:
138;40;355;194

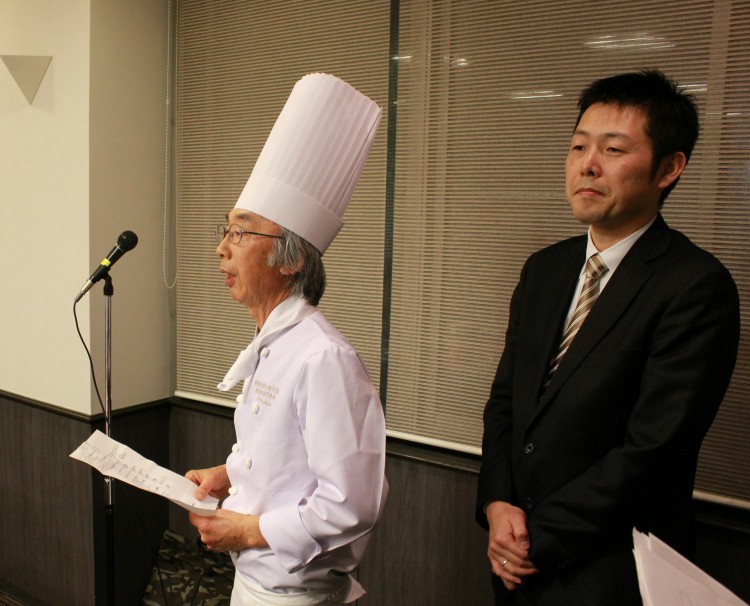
0;389;172;424
0;388;92;422
170;395;235;420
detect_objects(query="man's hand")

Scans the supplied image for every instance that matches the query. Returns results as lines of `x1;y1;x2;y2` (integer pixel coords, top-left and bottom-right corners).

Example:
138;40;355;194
185;465;231;501
189;509;268;552
486;501;539;590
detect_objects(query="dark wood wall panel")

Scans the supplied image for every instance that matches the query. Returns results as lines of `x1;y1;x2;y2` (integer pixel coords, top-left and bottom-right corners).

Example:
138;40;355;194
358;455;494;605
94;404;170;606
3;396;749;605
168;401;236;536
695;501;750;603
0;393;95;606
165;401;750;605
0;393;170;606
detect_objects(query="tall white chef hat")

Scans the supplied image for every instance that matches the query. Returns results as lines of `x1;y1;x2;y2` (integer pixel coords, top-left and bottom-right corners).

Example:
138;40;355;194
234;73;382;253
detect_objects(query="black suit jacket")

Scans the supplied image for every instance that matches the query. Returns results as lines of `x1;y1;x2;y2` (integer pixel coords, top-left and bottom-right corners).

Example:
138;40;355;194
477;215;740;605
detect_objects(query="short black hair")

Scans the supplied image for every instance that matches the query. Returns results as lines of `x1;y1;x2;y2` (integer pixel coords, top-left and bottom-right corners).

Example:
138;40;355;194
576;69;699;203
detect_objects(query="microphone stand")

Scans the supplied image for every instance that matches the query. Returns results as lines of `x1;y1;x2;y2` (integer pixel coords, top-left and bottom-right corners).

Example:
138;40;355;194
103;274;115;605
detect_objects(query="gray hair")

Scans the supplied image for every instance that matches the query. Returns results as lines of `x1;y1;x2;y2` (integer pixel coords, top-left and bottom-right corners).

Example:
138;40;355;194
267;228;326;306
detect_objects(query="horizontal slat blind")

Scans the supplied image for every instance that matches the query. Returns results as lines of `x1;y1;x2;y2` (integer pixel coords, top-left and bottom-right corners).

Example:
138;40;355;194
386;0;750;504
686;2;750;503
175;0;390;404
174;0;750;504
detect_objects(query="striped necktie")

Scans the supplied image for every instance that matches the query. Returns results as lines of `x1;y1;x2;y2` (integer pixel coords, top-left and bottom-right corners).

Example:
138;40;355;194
546;253;609;383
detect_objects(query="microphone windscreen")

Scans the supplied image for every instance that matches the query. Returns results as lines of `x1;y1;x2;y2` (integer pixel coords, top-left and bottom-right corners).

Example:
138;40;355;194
118;230;138;251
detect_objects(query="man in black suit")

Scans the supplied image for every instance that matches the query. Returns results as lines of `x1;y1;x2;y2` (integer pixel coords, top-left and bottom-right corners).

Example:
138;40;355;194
476;70;740;605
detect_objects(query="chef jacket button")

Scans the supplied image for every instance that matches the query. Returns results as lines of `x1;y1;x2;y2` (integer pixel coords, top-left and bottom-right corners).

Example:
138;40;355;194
231;443;239;453
252;404;260;414
260;348;269;358
523;442;535;455
244;458;253;469
228;486;238;496
524;497;535;510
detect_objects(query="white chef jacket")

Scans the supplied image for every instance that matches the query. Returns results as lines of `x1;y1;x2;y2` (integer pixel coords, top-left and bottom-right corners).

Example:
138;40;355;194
219;296;388;597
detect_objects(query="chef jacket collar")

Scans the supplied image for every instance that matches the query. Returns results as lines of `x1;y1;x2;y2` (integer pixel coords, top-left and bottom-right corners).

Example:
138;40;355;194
217;296;316;392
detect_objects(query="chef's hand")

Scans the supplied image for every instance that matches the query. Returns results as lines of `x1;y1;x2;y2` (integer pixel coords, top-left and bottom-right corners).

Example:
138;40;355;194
185;464;231;501
189;509;268;552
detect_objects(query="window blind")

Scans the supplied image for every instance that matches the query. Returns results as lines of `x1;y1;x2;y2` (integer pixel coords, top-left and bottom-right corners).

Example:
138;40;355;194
174;0;391;405
174;0;750;505
385;0;750;504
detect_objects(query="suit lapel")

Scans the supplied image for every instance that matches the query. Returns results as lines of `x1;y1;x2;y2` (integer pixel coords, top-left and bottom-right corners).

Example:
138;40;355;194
514;238;585;430
529;216;672;426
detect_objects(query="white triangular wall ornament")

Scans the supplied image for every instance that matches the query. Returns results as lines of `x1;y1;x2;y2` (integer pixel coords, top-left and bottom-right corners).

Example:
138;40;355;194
1;55;52;104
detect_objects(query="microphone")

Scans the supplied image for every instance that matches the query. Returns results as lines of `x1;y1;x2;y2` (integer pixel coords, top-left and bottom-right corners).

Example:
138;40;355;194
74;230;139;302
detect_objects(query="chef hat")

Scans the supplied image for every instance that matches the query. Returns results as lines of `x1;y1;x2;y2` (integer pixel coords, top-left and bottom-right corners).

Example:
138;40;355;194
234;73;382;253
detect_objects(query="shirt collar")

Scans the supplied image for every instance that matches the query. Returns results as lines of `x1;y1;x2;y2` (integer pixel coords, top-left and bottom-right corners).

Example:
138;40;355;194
586;216;656;277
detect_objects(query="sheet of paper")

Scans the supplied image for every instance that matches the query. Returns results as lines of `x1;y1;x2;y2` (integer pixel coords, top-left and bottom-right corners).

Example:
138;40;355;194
71;430;218;516
633;529;747;606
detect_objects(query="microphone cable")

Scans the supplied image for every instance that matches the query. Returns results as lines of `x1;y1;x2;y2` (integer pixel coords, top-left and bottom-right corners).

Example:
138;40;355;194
73;299;108;425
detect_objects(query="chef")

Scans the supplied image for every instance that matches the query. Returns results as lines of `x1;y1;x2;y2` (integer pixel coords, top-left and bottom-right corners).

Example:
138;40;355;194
186;73;388;606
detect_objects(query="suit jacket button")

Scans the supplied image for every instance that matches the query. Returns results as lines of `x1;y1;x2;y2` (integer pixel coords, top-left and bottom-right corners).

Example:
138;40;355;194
523;442;535;455
524;497;535;510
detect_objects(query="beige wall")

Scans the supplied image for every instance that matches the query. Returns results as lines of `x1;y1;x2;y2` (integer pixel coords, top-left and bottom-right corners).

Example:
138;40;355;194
0;0;174;414
89;0;175;411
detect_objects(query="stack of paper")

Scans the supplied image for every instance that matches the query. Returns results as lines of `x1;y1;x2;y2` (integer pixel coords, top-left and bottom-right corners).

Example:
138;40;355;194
633;529;747;606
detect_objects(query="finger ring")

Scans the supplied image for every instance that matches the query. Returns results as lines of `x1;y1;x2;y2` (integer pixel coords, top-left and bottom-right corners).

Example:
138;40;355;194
502;579;509;585
501;559;509;568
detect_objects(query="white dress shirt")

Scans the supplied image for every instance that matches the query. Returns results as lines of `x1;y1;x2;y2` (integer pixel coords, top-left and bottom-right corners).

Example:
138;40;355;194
561;217;656;332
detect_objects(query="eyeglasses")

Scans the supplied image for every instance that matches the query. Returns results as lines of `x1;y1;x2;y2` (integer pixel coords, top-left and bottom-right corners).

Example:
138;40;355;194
216;224;282;246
